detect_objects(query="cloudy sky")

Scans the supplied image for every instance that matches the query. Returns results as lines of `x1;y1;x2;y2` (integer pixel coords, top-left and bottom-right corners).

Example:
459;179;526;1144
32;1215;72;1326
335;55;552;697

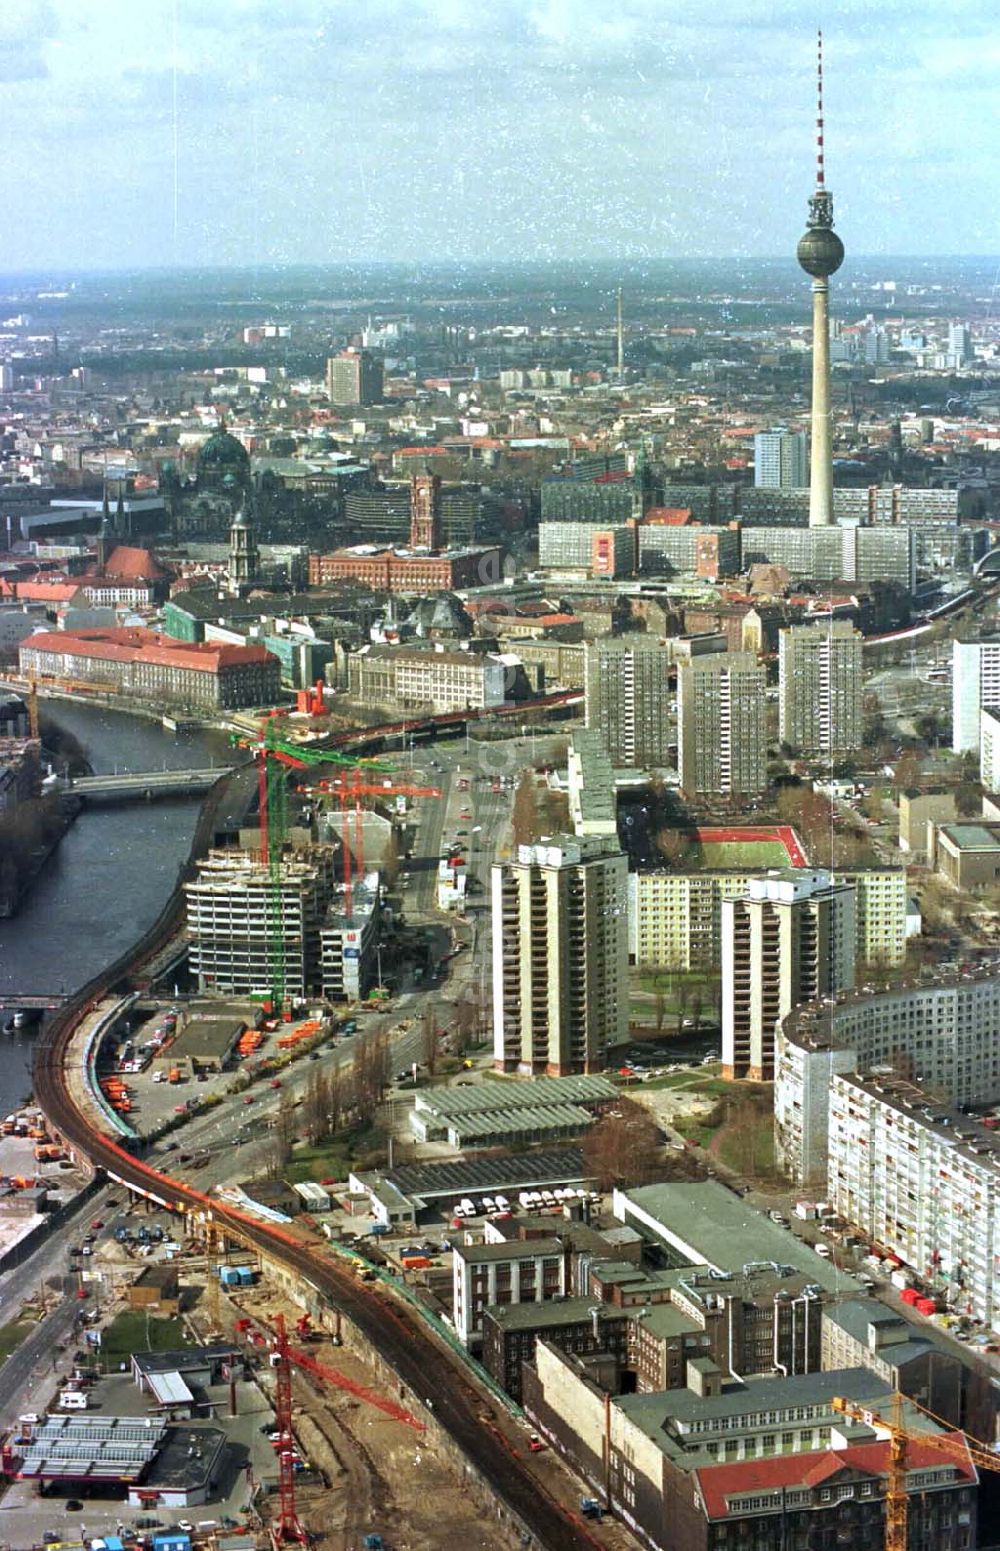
2;0;997;270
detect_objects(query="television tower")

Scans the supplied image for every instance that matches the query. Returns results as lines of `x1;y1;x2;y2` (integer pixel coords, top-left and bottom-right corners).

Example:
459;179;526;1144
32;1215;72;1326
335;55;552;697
797;31;844;528
616;286;624;382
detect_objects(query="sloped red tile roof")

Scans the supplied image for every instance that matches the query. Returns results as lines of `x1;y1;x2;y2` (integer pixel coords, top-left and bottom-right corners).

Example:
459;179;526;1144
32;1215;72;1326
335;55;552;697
10;579;84;603
99;545;166;582
695;1437;974;1521
22;627;274;675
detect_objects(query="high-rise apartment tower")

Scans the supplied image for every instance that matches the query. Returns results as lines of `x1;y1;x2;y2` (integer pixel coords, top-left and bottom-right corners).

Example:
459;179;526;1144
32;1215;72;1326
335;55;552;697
326;348;383;407
722;870;856;1080
677;652;766;796
491;836;628;1075
778;621;862;758
584;635;673;768
754;429;808;489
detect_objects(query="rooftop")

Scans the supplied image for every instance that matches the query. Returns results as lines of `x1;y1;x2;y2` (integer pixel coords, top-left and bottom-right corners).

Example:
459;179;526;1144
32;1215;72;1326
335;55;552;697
354;1147;588;1204
484;1297;633;1333
616;1181;865;1296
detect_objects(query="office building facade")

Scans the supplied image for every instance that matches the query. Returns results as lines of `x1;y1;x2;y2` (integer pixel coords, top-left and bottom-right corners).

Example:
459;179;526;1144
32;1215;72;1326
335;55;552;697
492;836;628;1076
778;621;862;758
326;348;383;406
677;653;766;797
722;871;856;1080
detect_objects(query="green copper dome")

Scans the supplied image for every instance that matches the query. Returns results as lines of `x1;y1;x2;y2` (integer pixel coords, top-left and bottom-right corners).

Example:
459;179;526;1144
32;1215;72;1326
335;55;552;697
198;426;250;473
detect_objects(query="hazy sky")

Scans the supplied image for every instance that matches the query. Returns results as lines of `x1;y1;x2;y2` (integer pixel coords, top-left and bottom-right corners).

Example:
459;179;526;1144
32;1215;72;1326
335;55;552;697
2;0;997;270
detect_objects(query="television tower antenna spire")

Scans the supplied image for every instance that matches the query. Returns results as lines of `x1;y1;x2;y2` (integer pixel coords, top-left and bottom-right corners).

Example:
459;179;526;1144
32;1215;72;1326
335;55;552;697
816;28;825;189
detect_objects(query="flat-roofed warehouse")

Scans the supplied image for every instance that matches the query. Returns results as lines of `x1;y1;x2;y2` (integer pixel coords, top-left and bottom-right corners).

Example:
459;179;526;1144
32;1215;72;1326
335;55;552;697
14;1415;227;1506
350;1147;593;1224
158;1016;246;1074
409;1074;618;1148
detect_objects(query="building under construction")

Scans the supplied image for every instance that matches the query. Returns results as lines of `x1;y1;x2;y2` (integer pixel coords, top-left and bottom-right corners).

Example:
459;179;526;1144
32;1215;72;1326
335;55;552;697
184;846;338;1001
319;872;382;1002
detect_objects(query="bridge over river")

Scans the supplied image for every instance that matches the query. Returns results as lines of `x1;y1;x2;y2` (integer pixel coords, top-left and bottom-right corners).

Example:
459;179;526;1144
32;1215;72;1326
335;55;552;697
64;766;234;802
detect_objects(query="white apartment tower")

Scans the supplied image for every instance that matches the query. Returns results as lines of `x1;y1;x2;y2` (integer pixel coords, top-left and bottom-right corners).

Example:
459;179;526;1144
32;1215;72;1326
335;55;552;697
492;836;628;1075
778;621;862;758
677;652;766;797
753;429;808;489
952;638;1000;754
722;870;856;1081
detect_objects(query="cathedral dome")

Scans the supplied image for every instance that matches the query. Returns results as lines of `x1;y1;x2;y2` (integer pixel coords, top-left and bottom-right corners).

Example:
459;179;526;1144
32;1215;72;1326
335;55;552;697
197;426;250;476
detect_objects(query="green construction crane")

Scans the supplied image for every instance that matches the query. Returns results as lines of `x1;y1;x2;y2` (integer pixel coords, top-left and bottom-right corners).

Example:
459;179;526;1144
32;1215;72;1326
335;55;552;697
230;719;393;1014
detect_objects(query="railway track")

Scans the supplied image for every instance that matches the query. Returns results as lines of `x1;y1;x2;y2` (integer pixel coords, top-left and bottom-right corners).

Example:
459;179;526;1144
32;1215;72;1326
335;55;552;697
34;986;609;1551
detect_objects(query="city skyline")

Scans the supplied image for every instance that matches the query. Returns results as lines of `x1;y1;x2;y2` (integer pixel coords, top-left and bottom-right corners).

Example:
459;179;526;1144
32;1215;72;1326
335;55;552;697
1;0;997;271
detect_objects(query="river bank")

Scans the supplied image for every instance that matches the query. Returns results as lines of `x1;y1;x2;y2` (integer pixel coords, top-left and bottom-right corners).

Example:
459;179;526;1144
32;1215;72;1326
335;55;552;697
0;700;234;1110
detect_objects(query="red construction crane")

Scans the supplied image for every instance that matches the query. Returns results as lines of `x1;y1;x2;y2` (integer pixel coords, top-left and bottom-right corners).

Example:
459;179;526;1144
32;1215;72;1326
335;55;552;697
268;1312;425;1546
317;772;441;918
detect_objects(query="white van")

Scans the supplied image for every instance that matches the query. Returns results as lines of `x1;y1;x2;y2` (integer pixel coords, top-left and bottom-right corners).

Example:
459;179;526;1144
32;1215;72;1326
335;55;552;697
58;1391;88;1410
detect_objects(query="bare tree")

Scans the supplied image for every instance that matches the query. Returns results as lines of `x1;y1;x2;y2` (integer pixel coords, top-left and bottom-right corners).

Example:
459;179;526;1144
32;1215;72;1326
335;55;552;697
582;1099;662;1192
422;1007;440;1076
511;771;540;847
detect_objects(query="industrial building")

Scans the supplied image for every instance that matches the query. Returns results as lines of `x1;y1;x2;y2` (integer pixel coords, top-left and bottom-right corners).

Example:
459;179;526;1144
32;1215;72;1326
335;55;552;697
12;1415;228;1510
348;1148;590;1227
408;1073;617;1149
491;836;629;1075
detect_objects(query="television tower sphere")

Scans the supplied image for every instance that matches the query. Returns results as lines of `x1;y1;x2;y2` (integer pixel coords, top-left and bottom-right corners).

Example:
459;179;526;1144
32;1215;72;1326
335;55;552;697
797;224;845;279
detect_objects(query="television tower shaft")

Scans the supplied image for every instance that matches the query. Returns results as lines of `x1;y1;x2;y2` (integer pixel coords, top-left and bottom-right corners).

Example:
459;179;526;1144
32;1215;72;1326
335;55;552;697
796;30;844;528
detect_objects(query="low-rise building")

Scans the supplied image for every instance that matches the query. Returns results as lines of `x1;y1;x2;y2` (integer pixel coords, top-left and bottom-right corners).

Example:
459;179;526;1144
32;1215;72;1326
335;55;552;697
308;544;502;593
821;1298;963;1425
127;1265;181;1316
933;822;1000;891
452;1236;568;1347
347;641;512;712
523;1346;977;1551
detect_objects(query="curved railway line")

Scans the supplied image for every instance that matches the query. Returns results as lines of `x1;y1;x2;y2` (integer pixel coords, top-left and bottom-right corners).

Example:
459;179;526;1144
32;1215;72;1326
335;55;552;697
31;759;608;1550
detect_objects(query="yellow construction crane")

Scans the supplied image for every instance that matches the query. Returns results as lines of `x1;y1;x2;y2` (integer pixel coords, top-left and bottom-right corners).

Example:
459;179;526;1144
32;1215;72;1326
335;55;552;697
832;1391;1000;1551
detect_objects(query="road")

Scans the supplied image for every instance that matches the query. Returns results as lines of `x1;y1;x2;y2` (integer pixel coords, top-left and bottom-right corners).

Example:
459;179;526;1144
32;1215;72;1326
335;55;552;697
34;1017;618;1551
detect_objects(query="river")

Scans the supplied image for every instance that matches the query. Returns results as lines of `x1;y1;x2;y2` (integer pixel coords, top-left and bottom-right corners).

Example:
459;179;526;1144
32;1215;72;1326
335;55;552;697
0;701;232;1106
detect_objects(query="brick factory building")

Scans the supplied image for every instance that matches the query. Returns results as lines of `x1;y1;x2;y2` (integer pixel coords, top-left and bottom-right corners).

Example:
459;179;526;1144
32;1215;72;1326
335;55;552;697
308;544;501;594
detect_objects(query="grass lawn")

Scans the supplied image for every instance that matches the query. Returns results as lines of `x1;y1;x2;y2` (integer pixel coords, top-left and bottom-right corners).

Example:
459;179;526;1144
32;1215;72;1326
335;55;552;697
100;1312;190;1366
286;1139;354;1183
715;1108;778;1180
285;1120;387;1183
0;1316;40;1363
698;840;790;869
